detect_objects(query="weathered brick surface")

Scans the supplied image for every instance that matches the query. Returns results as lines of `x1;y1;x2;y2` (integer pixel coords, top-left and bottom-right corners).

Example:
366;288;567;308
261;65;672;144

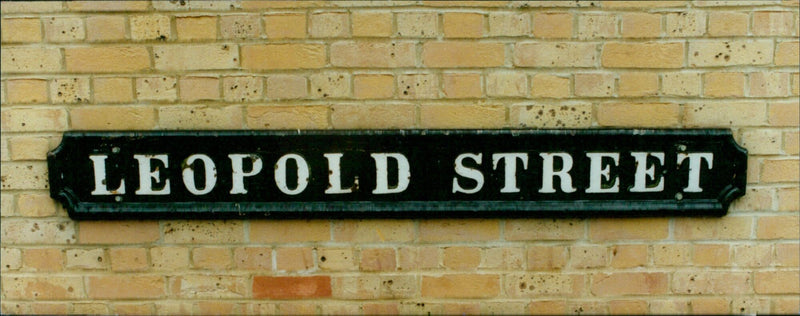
1;1;797;311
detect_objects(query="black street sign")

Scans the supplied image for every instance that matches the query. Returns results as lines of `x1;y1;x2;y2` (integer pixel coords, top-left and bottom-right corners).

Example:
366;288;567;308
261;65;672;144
48;129;747;219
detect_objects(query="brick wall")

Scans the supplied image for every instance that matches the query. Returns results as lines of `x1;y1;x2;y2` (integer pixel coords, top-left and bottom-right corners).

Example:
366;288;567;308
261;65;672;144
1;0;798;314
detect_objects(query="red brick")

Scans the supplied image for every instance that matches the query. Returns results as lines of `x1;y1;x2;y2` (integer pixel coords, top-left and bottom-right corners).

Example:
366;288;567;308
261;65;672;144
253;276;332;299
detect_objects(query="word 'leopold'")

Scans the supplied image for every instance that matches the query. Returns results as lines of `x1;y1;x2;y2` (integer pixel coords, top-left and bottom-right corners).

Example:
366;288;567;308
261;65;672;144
89;151;714;196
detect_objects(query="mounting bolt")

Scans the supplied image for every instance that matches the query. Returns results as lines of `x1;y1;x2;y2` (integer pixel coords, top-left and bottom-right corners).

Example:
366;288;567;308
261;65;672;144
675;193;683;201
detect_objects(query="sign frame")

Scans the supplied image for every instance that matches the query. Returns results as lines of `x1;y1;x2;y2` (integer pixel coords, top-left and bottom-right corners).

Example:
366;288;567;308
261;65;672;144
48;129;747;220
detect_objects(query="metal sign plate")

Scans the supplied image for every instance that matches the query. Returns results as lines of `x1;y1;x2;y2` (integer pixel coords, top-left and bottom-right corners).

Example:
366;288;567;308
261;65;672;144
48;129;747;219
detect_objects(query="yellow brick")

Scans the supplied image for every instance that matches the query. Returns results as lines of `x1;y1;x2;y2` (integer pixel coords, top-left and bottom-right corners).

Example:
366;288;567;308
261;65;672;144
23;248;63;271
1;247;22;271
693;244;730;266
621;13;661;38
776;41;800;66
775;243;799;266
753;11;794;36
264;13;306;39
154;44;239;71
489;12;530;36
220;14;261;39
772;298;800;314
684;102;767;127
602;42;684;68
152;0;240;10
591;273;668;296
331;41;415;67
762;159;799;183
1;18;42;43
652;244;690;266
66;248;106;270
515;42;596;67
192;247;232;270
487;71;528;97
423;42;505;67
665;12;705;37
443;73;482;98
179;76;220;102
609;300;648;315
507;273;582;297
352;11;392;37
511;104;592;128
223;76;263;102
397;12;437;37
531;74;571;98
234;247;272;270
163;221;244;244
332;103;414;129
602;1;686;8
70;106;156;130
276;247;314;271
532;12;572;38
6;79;48;104
575;73;615;97
110;248;148;272
703;72;744;97
419;219;500;242
740;129;782;155
674;217;752;240
241;44;326;70
1;1;62;13
73;303;108;315
44;17;85;42
590;218;669;241
619;72;658;97
2;276;83;300
310;72;351;98
150;247;189;270
1;219;76;244
79;221;160;244
0;193;14;217
317;248;356;271
422;274;500;298
176;16;217;41
578;13;617;39
353;74;394;99
420;104;505;128
1;108;67;132
51;77;90;103
529;301;567;315
662;72;701;96
423;1;507;7
755;271;800;294
86;15;127;42
597;103;680;127
360;248;396;271
310;12;349;38
793;72;800;95
734;244;772;267
136;76;177;101
610;244;647;268
481;247;523;270
443;247;481;270
506;219;583;241
784;131;799;155
570;245;609;268
527;245;568;270
93;77;133;103
89;275;165;299
750;72;790;97
708;11;748;36
443;12;484;38
266;75;307;99
16;193;56;217
673;271;751;295
689;40;773;67
2;47;62;73
66;1;148;11
250;220;330;243
398;73;439;99
65;46;149;73
130;15;170;40
159;105;243;130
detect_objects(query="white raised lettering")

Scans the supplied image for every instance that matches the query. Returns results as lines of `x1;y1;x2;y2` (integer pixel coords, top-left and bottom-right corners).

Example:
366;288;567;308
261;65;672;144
181;154;217;195
275;154;309;195
678;152;713;192
492;153;528;193
452;153;484;194
229;154;262;194
324;153;352;194
630;152;665;192
539;153;576;193
89;154;125;195
134;154;170;195
371;153;410;194
586;152;620;193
